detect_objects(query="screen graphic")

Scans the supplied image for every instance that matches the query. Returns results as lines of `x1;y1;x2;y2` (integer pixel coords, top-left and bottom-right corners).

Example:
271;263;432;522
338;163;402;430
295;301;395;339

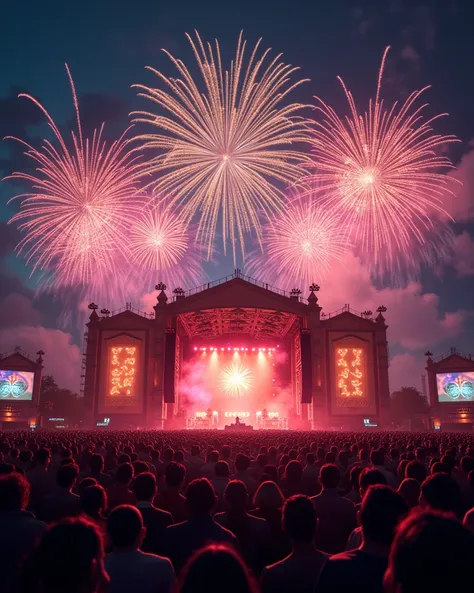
437;372;474;403
0;370;34;400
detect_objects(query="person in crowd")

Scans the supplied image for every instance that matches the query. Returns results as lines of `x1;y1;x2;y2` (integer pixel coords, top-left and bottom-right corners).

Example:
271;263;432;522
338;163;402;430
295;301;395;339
214;480;272;574
385;511;474;593
107;462;136;510
23;517;109;593
311;464;357;554
27;448;52;514
105;505;174;593
345;468;387;550
80;484;108;531
405;460;428;484
187;445;204;482
154;461;188;523
234;453;257;498
40;463;80;522
200;450;219;480
211;460;230;510
162;478;237;573
251;481;290;561
83;454;113;489
397;478;421;509
463;469;474;532
133;472;173;554
302;453;320;496
419;472;461;517
317;485;408;593
370;449;398;488
178;544;257;593
280;460;305;498
0;472;47;593
345;466;363;504
261;495;328;593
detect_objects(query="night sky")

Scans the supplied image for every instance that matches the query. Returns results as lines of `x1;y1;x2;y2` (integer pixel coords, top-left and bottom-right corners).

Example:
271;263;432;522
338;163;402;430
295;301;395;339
1;1;473;392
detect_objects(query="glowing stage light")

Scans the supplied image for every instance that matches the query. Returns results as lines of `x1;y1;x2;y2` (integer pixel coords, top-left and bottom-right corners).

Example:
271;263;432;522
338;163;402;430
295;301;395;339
220;363;253;397
212;410;218;416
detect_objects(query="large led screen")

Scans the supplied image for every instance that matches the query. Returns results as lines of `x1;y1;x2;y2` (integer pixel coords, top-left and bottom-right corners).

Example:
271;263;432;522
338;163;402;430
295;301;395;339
0;370;34;400
98;343;143;414
437;372;474;403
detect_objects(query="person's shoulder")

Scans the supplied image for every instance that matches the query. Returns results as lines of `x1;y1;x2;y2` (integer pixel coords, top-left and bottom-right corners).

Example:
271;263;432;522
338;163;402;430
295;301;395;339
327;550;357;563
138;550;174;567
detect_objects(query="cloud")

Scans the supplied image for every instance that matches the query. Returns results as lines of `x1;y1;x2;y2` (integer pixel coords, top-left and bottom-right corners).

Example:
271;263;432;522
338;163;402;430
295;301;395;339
401;45;420;64
0;293;41;328
389;352;424;393
451;232;474;276
0;326;81;391
446;145;474;221
318;254;467;351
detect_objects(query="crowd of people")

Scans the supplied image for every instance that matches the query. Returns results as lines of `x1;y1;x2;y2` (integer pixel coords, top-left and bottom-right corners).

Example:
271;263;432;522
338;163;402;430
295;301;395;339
1;428;474;593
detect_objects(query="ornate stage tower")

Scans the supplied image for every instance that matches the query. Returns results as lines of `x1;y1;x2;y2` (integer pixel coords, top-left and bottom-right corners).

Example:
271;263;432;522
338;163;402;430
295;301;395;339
83;271;390;429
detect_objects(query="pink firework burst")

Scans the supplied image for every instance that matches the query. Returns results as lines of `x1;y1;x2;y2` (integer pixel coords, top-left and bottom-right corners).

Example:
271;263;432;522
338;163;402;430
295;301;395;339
128;199;206;291
246;196;350;290
5;66;143;294
309;46;458;278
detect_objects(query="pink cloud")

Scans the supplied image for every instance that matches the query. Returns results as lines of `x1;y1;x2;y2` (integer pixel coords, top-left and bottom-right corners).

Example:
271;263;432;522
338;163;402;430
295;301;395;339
0;293;42;328
451;232;474;276
319;254;466;351
0;326;81;392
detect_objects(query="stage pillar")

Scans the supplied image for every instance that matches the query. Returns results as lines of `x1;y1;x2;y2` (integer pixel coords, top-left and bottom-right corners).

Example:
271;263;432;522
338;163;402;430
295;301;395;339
375;309;390;428
307;288;326;428
151;287;168;427
83;305;100;428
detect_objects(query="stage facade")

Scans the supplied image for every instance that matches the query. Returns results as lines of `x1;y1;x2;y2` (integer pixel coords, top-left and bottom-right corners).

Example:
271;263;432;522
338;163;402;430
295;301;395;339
83;271;390;429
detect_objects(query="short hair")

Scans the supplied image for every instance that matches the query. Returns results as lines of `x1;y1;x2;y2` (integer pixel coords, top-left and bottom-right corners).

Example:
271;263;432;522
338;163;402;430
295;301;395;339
191;445;200;457
0;473;30;511
116;463;134;484
57;464;79;489
133;461;149;476
284;460;303;481
421;473;461;514
19;450;32;464
77;477;98;495
253;480;284;509
398;478;421;509
80;485;107;516
186;478;216;515
359;467;387;493
117;453;131;464
207;450;219;463
370;449;385;466
360;485;408;546
319;464;340;489
349;465;363;488
214;460;230;478
461;456;474;474
224;480;248;508
132;472;156;501
283;495;317;543
405;461;427;483
385;511;474;593
34;448;50;465
89;454;104;473
306;453;316;465
25;518;105;593
235;454;250;472
180;544;256;593
165;461;186;487
107;505;143;548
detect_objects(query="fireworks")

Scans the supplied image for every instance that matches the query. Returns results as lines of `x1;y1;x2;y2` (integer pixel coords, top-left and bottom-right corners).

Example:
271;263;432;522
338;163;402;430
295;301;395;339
246;195;349;289
132;31;310;263
309;46;458;277
220;363;253;397
6;66;143;291
128;200;205;291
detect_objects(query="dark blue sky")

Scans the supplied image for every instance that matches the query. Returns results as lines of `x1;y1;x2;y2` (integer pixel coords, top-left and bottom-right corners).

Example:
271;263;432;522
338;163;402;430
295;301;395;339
0;0;473;389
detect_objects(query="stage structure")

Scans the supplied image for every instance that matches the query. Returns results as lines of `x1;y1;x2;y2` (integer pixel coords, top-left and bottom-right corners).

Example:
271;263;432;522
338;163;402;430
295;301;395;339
83;271;390;429
426;348;474;431
0;347;43;430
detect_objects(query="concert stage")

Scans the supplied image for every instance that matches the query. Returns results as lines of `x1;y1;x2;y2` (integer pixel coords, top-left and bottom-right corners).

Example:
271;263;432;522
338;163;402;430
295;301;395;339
83;271;391;430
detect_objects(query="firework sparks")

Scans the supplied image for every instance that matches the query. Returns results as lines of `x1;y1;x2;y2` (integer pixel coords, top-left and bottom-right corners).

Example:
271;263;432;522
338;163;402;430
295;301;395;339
309;46;459;277
128;199;206;290
5;66;143;291
133;31;310;263
246;195;350;289
220;363;253;397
